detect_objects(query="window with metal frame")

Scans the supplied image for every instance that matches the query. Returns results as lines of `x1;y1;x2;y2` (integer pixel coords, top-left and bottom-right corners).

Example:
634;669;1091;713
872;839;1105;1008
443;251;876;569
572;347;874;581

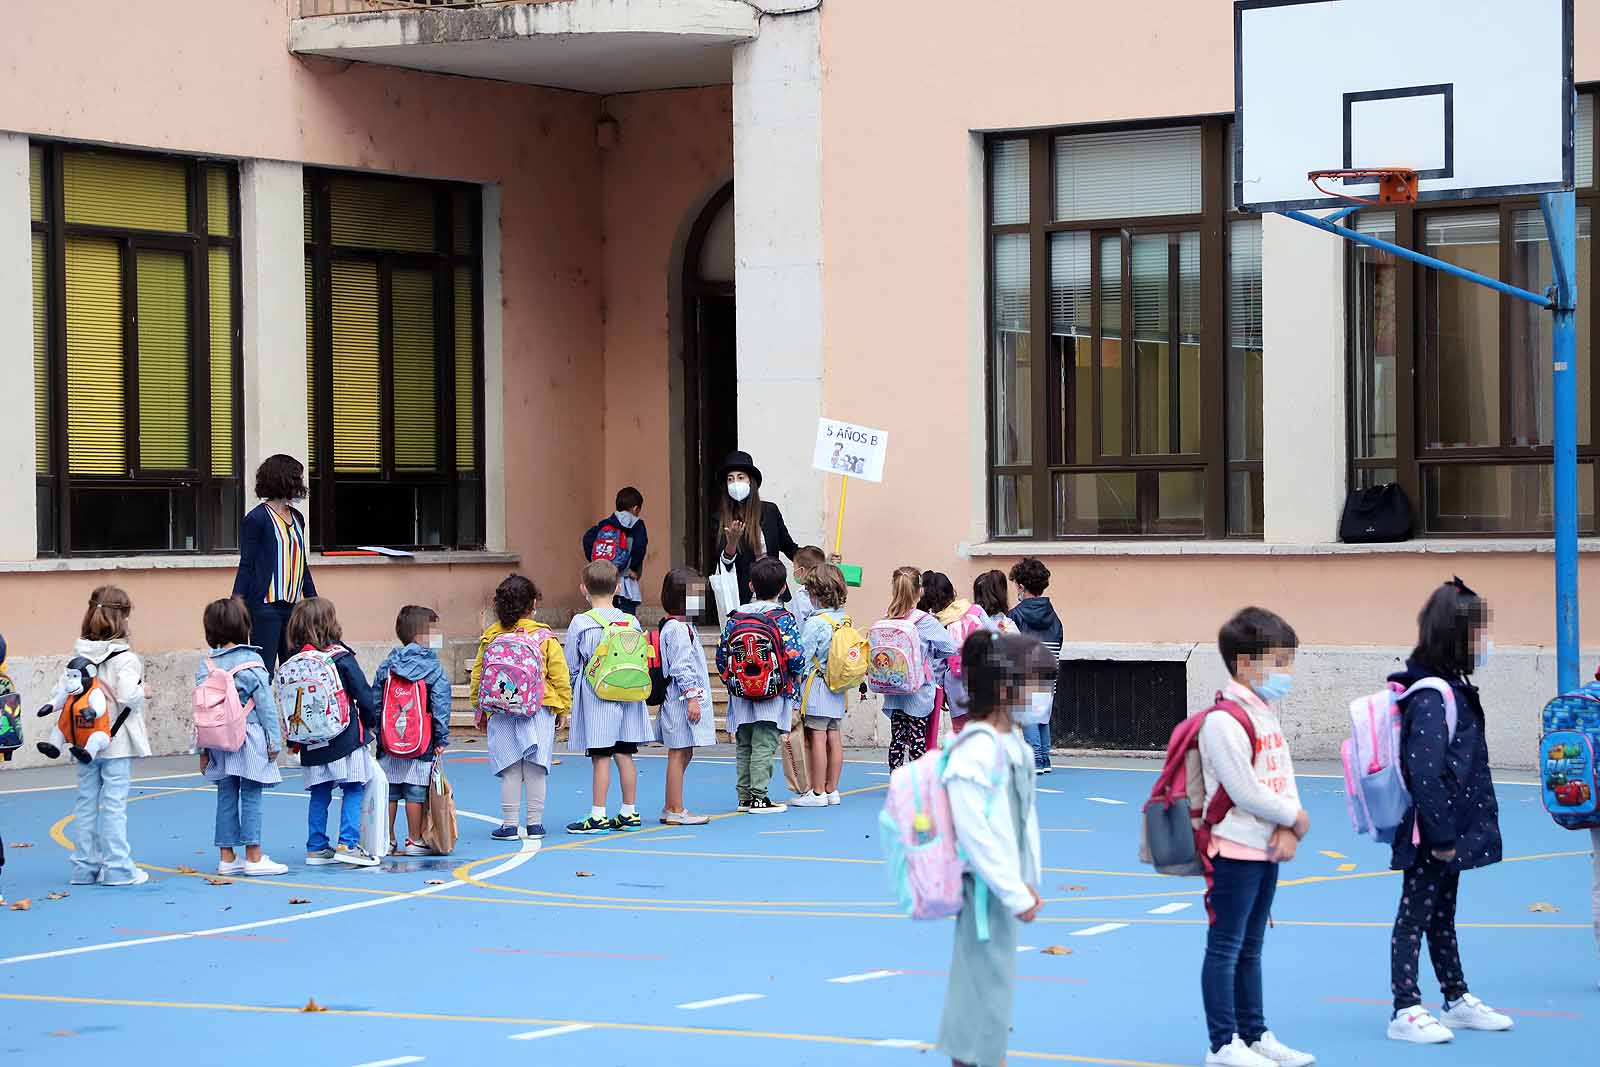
304;171;484;550
986;119;1260;539
1347;91;1598;536
30;143;243;556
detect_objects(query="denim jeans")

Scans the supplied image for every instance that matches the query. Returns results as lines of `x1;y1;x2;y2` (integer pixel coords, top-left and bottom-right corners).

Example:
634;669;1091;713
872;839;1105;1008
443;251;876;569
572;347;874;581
249;599;295;675
72;756;137;884
1022;722;1053;767
1202;857;1279;1052
214;776;264;848
306;781;365;851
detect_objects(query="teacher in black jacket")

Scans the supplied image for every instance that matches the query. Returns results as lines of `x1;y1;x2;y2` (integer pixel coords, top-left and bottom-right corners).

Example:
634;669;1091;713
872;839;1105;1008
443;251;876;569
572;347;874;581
233;454;317;673
713;451;799;602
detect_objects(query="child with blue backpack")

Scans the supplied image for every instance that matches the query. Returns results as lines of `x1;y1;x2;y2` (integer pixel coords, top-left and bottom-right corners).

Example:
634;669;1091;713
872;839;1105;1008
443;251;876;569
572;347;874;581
1384;579;1512;1044
373;605;452;855
194;597;286;877
934;630;1047;1067
583;487;648;616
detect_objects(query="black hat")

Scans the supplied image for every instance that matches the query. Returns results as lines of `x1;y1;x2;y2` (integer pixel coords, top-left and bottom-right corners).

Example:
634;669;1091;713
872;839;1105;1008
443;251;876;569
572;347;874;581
716;451;762;489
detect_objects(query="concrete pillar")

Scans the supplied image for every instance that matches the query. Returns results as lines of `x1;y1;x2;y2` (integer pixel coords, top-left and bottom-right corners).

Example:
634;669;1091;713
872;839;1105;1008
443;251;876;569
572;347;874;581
0;133;39;560
1261;212;1347;543
732;10;825;546
482;183;506;552
239;160;309;528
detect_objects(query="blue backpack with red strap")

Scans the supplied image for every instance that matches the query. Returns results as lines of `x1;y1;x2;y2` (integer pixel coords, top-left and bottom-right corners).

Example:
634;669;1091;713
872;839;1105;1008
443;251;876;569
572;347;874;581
1540;676;1600;829
589;522;631;569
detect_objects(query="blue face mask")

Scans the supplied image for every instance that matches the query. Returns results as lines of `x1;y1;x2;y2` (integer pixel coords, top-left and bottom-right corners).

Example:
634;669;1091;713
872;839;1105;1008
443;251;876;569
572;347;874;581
1254;672;1293;702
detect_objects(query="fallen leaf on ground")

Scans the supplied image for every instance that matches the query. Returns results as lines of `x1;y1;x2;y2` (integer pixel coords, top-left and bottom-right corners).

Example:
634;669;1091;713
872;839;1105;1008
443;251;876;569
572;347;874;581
289;898;311;905
9;899;32;911
1041;945;1073;956
11;842;32;849
176;866;199;874
300;998;327;1013
576;871;595;877
1060;885;1086;892
204;877;233;887
424;879;445;885
49;1030;77;1038
45;891;69;901
1530;901;1561;913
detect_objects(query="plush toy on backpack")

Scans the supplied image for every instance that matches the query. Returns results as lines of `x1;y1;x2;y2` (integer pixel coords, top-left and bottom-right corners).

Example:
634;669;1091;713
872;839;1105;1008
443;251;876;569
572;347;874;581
35;654;130;764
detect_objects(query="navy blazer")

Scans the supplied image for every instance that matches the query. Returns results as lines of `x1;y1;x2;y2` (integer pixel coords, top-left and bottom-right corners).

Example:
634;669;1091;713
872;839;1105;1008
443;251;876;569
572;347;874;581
233;503;317;607
713;500;800;602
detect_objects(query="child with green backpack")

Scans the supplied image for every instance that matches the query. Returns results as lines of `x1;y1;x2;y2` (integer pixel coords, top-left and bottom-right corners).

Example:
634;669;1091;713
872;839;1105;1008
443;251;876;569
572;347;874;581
790;563;867;807
564;561;654;834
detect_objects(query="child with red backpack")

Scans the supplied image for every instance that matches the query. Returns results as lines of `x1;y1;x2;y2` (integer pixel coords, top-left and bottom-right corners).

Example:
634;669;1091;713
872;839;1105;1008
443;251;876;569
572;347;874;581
280;598;381;868
717;557;804;814
193;597;286;877
373;605;452;855
565;561;654;834
582;487;649;616
870;566;957;770
471;574;572;841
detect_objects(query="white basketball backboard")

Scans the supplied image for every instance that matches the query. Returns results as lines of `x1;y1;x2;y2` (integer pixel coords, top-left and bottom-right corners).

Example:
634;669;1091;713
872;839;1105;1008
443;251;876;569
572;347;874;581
1235;0;1573;212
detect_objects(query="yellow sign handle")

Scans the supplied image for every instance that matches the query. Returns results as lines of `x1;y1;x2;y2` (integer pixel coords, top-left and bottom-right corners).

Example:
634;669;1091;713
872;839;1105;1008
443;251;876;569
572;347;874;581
832;475;850;558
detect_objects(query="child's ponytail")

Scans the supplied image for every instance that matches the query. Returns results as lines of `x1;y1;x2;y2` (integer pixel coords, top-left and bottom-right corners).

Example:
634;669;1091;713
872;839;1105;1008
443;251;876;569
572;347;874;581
886;566;921;619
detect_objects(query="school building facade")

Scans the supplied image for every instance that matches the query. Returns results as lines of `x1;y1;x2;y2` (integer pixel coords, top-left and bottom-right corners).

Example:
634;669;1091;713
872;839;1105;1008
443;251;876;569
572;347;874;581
2;0;1599;767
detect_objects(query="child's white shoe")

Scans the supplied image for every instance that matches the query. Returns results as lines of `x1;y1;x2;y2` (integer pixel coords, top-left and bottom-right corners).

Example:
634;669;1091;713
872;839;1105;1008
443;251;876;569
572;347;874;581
243;855;288;877
1387;1005;1454;1044
789;791;828;808
102;868;149;887
218;858;246;876
1249;1032;1314;1066
826;790;841;805
1439;994;1513;1032
1204;1035;1273;1066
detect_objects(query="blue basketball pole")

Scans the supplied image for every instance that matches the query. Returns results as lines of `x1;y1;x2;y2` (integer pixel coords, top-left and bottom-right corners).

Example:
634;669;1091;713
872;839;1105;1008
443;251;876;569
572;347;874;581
1541;189;1581;692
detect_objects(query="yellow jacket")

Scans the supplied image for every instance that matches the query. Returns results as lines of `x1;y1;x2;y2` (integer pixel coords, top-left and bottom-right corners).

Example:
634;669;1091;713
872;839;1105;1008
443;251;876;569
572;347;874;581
469;618;573;715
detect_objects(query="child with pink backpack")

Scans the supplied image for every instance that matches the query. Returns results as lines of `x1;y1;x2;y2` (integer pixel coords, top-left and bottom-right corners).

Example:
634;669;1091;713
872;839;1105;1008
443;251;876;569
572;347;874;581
868;566;957;770
372;605;452;855
192;597;286;877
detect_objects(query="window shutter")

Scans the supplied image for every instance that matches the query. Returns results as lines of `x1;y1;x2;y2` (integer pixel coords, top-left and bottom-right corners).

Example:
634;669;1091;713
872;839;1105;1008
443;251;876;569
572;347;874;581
63;152;188;233
1131;235;1169;341
1049;232;1090;337
452;187;473;255
454;266;476;472
330;260;381;474
1055;128;1203;222
29;145;43;221
1229;220;1263;350
990;139;1029;225
65;237;125;476
1580;94;1594;189
135;250;192;471
992;233;1029;332
32;233;49;474
391;269;437;472
329;176;435;253
305;257;316;474
209;248;235;475
1179;232;1201;342
206;165;233;237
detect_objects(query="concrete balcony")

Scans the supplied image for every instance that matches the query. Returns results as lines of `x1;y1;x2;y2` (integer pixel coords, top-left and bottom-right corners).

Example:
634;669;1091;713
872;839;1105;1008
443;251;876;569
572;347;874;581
290;0;761;94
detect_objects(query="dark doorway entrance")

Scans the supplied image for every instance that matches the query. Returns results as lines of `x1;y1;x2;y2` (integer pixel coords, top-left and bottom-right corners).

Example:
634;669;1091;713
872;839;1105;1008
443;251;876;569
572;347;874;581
682;183;737;572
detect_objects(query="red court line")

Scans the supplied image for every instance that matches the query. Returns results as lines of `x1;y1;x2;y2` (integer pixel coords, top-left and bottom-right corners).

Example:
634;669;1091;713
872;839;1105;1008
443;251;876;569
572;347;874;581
1323;996;1580;1019
894;968;1086;985
447;756;490;763
473;947;668;961
114;928;290;944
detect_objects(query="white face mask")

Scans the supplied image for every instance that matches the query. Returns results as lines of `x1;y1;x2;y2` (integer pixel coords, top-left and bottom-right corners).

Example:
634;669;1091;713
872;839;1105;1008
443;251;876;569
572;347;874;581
686;595;706;614
614;510;639;530
727;480;751;503
426;633;445;651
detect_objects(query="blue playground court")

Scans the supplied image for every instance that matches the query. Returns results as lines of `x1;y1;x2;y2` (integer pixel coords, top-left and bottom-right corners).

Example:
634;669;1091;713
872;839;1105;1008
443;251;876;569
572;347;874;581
0;749;1593;1067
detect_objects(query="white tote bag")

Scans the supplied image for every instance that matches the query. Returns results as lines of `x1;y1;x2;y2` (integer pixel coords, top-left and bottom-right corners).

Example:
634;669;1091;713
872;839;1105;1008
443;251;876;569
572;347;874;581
359;747;391;859
708;559;740;626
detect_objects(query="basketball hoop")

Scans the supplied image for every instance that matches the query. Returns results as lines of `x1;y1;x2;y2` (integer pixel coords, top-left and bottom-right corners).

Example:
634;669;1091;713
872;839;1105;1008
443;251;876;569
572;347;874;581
1307;168;1420;205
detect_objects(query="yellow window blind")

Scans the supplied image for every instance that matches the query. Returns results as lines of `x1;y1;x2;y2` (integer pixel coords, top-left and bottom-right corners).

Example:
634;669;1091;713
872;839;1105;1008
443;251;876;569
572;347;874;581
454;267;476;472
304;186;313;244
305;257;316;474
206;166;233;237
136;250;192;470
63;152;188;233
209;248;235;476
331;260;381;473
452;187;472;255
65;237;125;476
329;176;435;253
29;145;43;221
392;269;437;472
32;234;49;474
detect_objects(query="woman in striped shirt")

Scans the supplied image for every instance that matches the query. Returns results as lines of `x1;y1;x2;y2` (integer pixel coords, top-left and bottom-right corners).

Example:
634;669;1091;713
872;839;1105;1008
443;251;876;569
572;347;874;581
233;454;317;674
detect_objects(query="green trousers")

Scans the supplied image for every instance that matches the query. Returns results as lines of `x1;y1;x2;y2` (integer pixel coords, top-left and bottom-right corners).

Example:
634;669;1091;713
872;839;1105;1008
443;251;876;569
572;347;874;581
734;721;780;802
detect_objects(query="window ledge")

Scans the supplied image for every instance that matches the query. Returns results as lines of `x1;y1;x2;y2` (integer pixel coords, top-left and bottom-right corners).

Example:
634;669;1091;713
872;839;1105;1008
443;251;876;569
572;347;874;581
961;538;1600;558
0;550;519;574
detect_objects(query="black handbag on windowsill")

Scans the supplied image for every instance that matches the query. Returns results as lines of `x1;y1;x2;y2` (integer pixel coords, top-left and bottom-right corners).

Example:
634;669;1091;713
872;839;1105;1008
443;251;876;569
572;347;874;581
1339;483;1414;543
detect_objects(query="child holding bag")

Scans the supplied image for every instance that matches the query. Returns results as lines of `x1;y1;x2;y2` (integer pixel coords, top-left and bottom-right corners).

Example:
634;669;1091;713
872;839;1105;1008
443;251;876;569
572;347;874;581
373;605;452;855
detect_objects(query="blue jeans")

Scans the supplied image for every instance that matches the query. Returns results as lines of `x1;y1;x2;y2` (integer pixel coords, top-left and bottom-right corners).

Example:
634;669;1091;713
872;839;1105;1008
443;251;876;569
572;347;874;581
71;756;136;884
306;781;365;851
249;600;295;675
1023;722;1053;767
1202;857;1279;1052
215;776;264;848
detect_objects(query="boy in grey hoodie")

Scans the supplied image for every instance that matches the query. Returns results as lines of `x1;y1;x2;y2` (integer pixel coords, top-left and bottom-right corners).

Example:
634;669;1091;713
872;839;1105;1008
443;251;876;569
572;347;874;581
373;606;451;856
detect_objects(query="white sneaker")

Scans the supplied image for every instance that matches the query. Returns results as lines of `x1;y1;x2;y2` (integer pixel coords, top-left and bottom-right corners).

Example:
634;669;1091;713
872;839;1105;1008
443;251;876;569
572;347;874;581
1250;1032;1314;1066
1388;1005;1454;1044
101;868;150;887
402;840;434;857
826;791;841;806
1205;1035;1273;1066
334;844;380;868
789;791;828;808
243;855;288;877
217;858;246;876
1440;993;1513;1032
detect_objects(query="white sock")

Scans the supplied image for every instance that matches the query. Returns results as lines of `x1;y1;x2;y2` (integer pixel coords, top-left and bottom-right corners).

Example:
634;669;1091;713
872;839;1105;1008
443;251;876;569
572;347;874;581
590;806;606;820
620;803;637;817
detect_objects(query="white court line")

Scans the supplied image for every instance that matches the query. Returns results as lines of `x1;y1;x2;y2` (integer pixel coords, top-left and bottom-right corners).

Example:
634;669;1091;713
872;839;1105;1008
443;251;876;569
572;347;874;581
348;1058;424;1067
827;970;898;984
1148;902;1193;915
676;993;765;1010
1070;922;1130;937
509;1024;596;1041
0;817;537;966
868;772;891;777
1084;796;1125;805
1016;945;1037;953
1036;787;1064;794
873;1039;925;1048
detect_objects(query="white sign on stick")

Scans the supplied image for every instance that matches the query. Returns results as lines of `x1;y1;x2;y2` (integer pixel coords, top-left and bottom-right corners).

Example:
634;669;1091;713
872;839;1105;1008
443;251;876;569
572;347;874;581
812;418;889;483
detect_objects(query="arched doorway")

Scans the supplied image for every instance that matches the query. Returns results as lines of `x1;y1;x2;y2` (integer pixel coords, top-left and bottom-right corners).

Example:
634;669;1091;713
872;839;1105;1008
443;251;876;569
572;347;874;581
680;182;736;572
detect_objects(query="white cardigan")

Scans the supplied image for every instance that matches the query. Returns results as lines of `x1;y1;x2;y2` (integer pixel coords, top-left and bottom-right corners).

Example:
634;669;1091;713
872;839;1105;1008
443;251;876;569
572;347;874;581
941;721;1042;915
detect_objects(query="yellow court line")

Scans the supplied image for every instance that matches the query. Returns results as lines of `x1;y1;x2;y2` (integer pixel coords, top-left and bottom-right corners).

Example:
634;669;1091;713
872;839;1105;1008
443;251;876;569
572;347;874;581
1319;850;1346;860
1336;863;1357;873
0;991;1190;1066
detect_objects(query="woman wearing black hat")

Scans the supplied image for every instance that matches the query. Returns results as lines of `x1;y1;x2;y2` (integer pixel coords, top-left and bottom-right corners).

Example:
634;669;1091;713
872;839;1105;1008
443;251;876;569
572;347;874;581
714;451;800;601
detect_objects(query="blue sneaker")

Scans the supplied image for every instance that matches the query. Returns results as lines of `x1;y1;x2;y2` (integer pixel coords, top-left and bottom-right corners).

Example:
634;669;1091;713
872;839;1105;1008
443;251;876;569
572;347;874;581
525;824;546;839
566;815;611;835
490;825;520;840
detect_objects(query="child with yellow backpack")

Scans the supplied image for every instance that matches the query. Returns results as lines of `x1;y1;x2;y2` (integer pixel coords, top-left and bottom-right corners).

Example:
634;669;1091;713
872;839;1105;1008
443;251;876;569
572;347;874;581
789;563;869;808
